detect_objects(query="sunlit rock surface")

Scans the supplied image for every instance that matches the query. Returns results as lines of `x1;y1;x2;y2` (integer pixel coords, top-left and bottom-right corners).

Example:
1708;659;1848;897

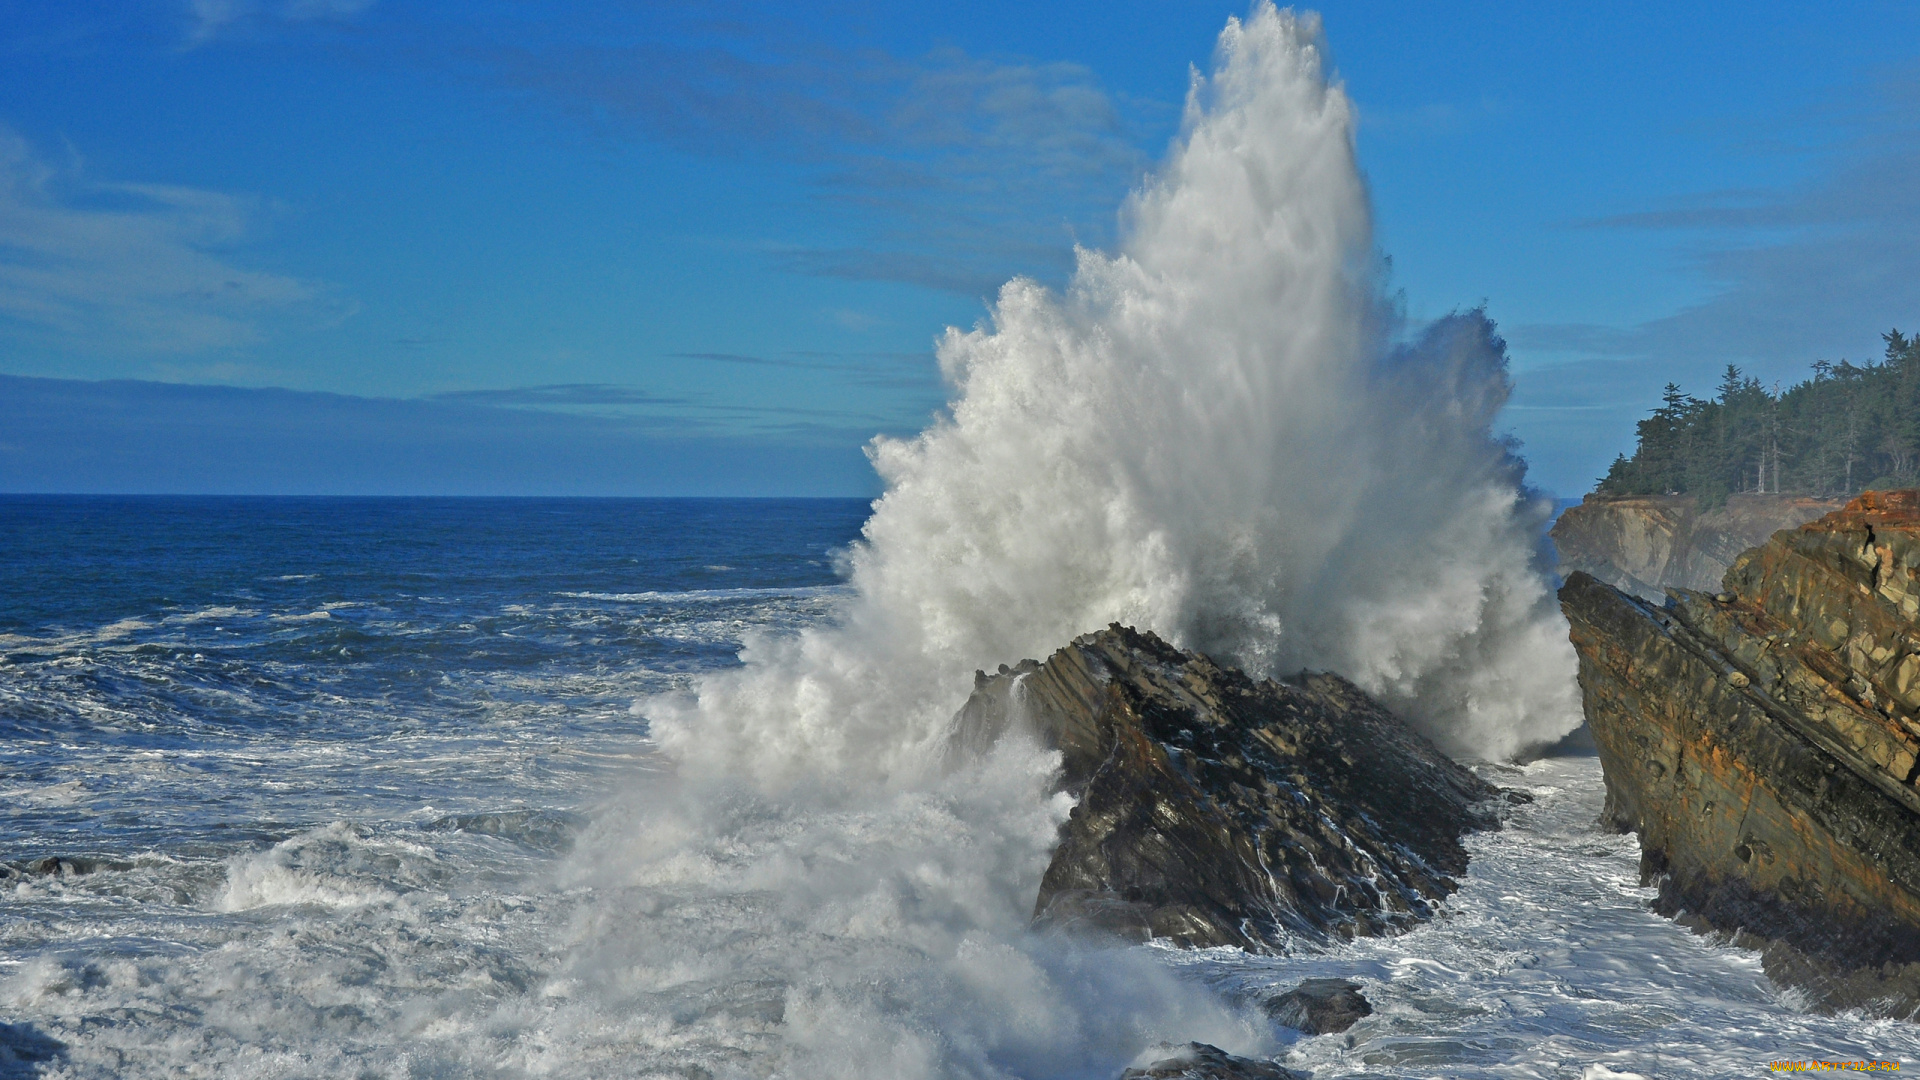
1552;493;1844;601
1560;490;1920;1013
953;625;1502;951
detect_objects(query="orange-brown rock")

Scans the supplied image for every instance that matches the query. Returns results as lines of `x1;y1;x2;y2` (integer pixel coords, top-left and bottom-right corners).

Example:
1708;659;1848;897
1551;493;1844;601
1560;490;1920;1013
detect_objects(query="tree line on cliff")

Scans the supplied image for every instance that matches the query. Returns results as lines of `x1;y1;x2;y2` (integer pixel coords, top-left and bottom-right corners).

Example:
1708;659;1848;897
1598;330;1920;503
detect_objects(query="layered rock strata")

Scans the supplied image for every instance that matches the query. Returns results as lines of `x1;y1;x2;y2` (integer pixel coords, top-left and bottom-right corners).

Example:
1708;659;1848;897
1560;490;1920;1010
953;625;1501;950
1552;493;1844;601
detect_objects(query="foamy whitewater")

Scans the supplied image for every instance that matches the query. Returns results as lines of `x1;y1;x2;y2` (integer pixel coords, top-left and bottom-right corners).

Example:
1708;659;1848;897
7;5;1920;1078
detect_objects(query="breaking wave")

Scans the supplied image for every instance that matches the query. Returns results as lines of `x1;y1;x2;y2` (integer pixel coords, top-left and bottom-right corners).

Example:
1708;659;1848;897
568;5;1584;1077
655;2;1578;792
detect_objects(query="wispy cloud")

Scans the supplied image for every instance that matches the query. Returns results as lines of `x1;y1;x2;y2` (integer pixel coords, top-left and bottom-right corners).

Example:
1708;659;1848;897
1510;227;1920;371
187;0;376;45
428;373;928;444
674;349;939;392
0;125;335;355
674;352;798;369
1512;74;1920;375
1358;96;1507;139
429;383;687;408
0;373;879;495
450;9;1168;293
38;5;1163;296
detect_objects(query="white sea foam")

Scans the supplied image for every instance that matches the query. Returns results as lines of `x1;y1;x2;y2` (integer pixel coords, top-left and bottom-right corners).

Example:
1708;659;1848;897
167;605;260;625
0;617;155;655
9;756;1920;1077
214;822;439;912
0;779;88;808
572;6;1582;1078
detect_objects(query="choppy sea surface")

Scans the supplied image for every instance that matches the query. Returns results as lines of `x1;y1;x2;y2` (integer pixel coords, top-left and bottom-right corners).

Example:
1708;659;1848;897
2;496;1917;1079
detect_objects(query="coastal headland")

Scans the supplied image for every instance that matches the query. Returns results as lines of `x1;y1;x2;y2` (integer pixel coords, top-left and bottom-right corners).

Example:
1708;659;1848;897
1561;490;1920;1013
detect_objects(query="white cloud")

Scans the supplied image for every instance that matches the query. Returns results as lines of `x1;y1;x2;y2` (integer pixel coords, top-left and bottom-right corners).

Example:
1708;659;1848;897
0;125;329;355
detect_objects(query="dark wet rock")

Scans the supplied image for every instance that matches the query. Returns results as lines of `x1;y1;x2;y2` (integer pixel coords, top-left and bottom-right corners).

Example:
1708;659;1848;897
954;624;1501;950
1560;490;1920;1014
1552;493;1843;602
1118;1042;1304;1080
1263;977;1371;1033
424;809;587;853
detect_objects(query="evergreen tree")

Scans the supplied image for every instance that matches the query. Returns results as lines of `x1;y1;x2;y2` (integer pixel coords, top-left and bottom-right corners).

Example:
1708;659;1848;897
1596;328;1920;500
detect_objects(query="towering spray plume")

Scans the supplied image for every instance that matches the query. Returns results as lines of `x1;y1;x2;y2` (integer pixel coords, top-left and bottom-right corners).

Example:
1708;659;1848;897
569;10;1581;1074
657;3;1580;781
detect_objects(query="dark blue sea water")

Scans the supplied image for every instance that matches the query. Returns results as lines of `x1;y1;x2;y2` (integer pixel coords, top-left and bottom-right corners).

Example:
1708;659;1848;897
0;497;865;1076
0;495;866;844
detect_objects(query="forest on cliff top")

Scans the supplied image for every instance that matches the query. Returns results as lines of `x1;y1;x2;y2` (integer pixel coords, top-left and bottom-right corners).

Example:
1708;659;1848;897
1598;330;1920;503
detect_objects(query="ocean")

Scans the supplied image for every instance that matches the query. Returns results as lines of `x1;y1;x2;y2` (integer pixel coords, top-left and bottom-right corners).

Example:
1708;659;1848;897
0;496;865;1077
7;6;1918;1077
4;495;1918;1079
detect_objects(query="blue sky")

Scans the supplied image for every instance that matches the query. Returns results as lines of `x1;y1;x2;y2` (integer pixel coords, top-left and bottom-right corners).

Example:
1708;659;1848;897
3;1;1919;495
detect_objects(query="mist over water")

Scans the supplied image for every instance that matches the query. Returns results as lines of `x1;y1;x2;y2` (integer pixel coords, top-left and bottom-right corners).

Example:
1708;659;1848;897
582;4;1584;1076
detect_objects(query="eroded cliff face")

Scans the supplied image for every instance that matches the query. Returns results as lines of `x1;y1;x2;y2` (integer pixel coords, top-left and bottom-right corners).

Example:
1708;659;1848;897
1560;490;1920;1012
953;625;1501;951
1552;494;1844;601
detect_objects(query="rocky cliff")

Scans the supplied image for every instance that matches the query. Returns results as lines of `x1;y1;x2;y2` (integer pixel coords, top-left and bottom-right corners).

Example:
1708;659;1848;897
1560;490;1920;1012
953;625;1501;951
1552;493;1844;601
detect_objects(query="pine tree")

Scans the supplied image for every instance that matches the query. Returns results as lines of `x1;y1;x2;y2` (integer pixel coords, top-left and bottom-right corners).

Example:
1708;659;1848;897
1598;329;1918;499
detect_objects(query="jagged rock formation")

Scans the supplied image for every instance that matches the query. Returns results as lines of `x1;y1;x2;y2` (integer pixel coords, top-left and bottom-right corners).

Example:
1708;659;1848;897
1560;490;1920;1012
953;625;1501;951
1551;493;1844;601
1119;1042;1304;1080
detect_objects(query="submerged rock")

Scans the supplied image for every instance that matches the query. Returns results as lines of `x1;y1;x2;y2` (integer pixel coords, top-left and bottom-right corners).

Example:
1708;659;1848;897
1118;1042;1305;1080
1263;978;1372;1034
1560;490;1920;1013
0;855;134;881
1551;493;1843;602
954;624;1500;950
